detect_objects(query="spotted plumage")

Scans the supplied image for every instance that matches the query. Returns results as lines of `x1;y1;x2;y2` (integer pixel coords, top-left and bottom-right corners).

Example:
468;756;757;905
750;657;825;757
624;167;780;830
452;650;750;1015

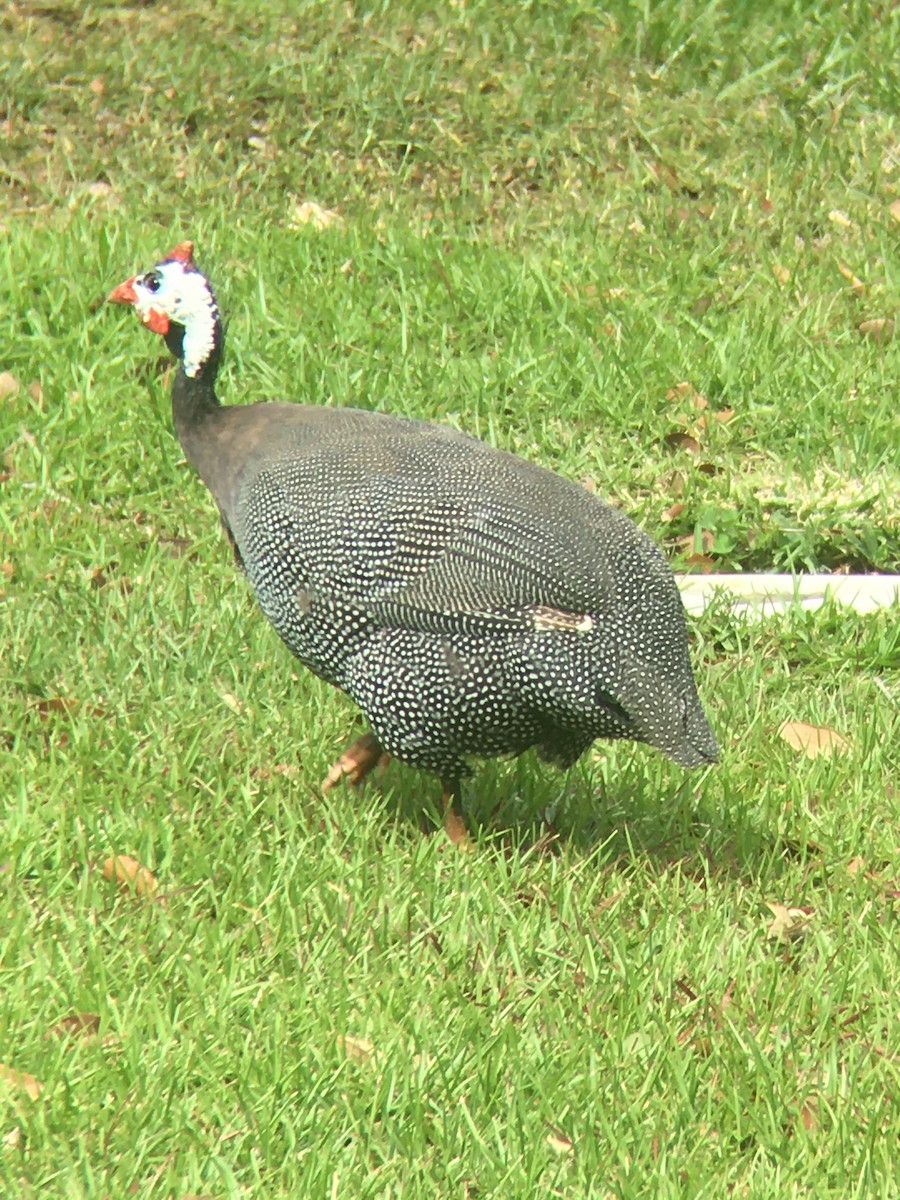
109;244;718;810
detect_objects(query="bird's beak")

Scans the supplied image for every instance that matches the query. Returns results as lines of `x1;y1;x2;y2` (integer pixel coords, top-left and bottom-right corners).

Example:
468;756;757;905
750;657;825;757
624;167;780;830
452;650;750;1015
108;276;138;305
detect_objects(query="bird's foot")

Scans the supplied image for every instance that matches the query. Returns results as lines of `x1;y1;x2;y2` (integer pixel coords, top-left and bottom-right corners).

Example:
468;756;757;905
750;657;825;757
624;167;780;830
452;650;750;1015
322;732;389;794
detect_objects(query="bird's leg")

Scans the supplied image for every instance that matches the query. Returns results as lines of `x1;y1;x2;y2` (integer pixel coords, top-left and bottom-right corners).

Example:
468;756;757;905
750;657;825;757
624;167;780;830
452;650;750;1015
441;776;470;847
321;731;390;794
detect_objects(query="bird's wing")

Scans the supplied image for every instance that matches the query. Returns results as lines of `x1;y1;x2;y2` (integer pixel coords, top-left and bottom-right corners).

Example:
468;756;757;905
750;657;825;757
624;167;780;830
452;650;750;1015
243;465;615;637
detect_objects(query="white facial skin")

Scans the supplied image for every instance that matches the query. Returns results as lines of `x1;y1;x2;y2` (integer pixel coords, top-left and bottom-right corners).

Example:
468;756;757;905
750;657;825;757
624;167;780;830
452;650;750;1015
132;259;219;379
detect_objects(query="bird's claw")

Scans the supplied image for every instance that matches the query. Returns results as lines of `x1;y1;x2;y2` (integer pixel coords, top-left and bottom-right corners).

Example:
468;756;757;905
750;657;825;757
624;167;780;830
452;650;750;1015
322;732;389;794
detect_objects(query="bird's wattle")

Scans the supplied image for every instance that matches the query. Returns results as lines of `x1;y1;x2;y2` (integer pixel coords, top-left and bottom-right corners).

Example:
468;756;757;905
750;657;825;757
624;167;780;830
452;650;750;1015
142;309;170;335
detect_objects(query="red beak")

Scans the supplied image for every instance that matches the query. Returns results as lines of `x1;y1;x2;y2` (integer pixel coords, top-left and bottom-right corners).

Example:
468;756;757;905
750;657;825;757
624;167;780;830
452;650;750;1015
108;276;138;305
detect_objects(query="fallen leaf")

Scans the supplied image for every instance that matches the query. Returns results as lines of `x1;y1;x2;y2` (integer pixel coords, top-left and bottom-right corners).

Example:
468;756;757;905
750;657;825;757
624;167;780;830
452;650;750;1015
0;371;20;400
836;261;865;296
675;530;715;555
337;1035;375;1063
681;553;716;573
772;263;791;286
765;900;814;942
662;502;685;522
46;1012;100;1040
289;200;342;231
858;318;894;345
778;721;851;759
798;1099;819;1132
33;696;106;720
2;1126;22;1149
664;431;701;454
0;1064;42;1101
1;561;13;580
88;77;105;96
545;1126;574;1156
666;381;707;409
846;858;865;877
102;855;160;899
33;696;80;717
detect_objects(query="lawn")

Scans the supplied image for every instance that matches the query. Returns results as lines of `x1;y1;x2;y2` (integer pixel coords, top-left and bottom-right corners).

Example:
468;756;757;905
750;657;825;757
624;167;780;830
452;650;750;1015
1;1;899;1196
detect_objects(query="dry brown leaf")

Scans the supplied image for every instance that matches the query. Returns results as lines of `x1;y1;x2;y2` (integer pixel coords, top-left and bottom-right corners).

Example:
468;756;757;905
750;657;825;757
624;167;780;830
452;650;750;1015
289;200;342;231
0;1064;42;1100
846;858;865;877
676;530;715;555
772;263;791;286
836;261;865;296
891;198;900;225
662;502;685;522
858;318;894;345
33;696;106;720
778;720;851;759
47;1012;100;1040
2;1126;22;1149
88;77;105;96
545;1126;574;1156
337;1035;376;1063
799;1099;819;1132
681;553;716;573
219;691;246;716
765;901;814;942
664;431;701;454
33;696;80;717
0;371;20;400
102;854;160;899
666;381;707;408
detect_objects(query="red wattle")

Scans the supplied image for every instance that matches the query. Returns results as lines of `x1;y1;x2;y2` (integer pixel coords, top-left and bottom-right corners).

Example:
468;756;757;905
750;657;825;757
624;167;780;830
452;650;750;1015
143;309;170;335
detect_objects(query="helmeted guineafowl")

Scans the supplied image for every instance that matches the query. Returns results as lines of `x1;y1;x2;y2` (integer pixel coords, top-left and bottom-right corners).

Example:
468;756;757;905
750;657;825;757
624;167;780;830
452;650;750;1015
108;242;718;834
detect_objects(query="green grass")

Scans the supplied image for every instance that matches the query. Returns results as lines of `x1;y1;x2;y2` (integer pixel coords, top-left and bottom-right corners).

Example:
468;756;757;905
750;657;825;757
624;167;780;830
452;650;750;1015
1;1;899;1195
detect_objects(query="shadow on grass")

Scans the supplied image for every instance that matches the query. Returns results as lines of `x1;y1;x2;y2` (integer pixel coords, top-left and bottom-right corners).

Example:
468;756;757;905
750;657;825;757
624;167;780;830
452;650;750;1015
349;747;794;884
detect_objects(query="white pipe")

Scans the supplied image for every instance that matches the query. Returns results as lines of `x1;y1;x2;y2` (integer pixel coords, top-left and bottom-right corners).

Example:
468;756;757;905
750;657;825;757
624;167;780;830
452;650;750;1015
677;574;900;617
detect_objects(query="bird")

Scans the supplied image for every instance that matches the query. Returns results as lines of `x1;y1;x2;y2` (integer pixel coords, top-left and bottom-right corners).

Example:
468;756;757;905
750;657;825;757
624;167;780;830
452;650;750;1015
108;242;718;837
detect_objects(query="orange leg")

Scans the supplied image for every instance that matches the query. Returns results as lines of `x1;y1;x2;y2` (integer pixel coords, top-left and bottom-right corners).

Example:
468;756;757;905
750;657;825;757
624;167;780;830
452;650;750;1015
321;731;390;794
442;777;471;848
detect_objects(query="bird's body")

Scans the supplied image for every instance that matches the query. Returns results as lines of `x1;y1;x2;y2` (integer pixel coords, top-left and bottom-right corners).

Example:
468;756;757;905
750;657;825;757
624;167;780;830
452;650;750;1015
109;243;718;815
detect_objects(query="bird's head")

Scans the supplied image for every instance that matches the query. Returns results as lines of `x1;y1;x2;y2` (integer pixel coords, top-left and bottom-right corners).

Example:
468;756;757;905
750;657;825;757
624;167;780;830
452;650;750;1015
108;242;221;378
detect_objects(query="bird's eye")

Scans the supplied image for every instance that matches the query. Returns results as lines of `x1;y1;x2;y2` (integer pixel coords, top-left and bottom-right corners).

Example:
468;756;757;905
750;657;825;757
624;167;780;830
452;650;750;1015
142;269;162;293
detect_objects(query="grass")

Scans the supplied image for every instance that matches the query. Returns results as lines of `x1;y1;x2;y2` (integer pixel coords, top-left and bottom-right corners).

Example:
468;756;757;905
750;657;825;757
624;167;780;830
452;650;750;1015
1;0;899;1195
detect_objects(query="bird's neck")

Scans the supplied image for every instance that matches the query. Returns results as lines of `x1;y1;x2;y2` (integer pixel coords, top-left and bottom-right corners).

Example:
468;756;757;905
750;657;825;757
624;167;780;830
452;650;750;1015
171;358;222;465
